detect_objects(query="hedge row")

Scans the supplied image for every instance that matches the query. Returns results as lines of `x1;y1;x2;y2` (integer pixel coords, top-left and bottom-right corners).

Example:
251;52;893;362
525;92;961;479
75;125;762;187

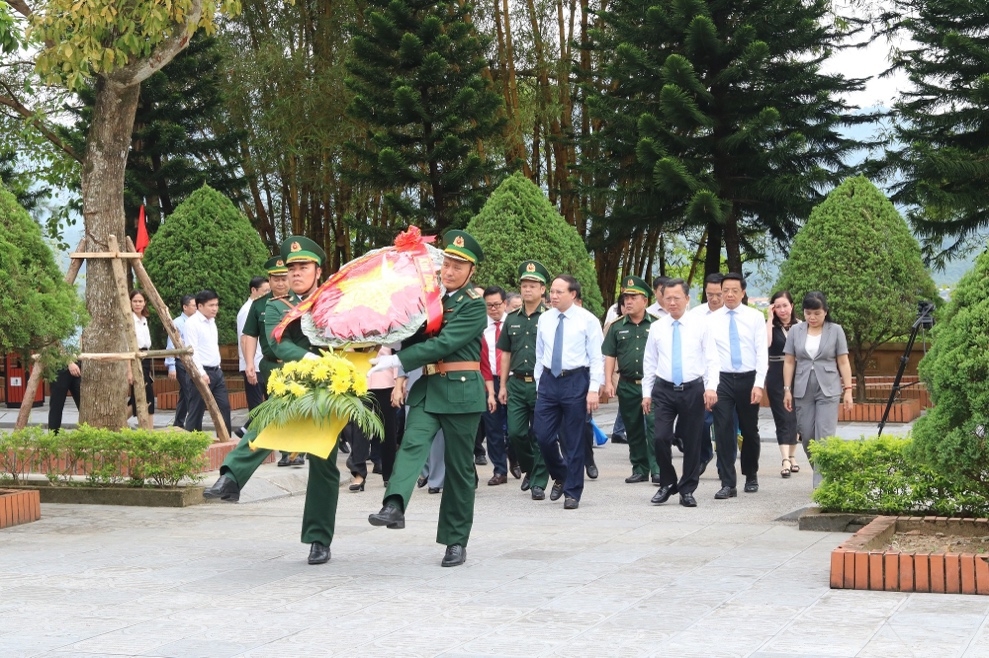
0;425;212;488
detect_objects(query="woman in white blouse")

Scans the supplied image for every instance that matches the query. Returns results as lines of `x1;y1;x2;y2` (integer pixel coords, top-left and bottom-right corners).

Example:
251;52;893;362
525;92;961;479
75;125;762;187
782;291;854;486
128;290;155;428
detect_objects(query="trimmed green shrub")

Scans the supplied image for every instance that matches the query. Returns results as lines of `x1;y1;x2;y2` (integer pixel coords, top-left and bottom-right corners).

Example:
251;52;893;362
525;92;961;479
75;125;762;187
811;436;987;516
0;182;87;370
775;176;938;400
466;172;605;317
909;244;989;502
0;426;212;488
143;184;268;346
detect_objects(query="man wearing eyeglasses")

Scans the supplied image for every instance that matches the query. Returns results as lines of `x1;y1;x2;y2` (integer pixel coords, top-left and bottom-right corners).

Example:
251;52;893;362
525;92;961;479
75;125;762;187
480;286;510;485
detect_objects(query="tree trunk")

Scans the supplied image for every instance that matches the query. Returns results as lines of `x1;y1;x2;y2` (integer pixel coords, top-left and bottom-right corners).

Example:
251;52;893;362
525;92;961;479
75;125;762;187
704;219;723;277
79;77;143;429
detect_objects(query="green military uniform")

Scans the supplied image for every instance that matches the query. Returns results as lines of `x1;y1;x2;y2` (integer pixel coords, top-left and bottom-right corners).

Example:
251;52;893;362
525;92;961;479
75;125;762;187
217;256;290;486
383;231;487;548
496;260;552;491
602;276;659;478
216;238;340;547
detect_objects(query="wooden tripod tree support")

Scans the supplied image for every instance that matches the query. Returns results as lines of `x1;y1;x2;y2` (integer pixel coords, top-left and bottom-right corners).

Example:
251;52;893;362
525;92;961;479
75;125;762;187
14;235;231;442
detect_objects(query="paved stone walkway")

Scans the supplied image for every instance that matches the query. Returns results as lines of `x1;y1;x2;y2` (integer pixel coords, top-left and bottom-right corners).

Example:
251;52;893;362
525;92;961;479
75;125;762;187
3;403;983;657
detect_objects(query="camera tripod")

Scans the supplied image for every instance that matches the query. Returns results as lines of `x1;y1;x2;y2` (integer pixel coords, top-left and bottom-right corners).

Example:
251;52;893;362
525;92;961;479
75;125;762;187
877;302;934;436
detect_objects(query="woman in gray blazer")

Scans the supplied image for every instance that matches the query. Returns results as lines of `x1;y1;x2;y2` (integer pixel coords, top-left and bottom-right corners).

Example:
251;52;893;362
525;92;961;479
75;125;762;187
782;292;854;487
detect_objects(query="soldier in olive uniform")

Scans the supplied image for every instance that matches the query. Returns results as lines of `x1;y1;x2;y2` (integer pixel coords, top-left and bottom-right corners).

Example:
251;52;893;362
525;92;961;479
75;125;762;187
366;230;487;568
240;256;304;467
496;260;552;500
602;276;660;484
203;236;339;565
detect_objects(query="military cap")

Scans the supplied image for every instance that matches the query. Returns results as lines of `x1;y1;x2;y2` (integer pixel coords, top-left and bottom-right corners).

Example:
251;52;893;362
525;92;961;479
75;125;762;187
264;256;288;275
621;275;652;299
280;235;325;266
518;260;550;285
442;230;484;264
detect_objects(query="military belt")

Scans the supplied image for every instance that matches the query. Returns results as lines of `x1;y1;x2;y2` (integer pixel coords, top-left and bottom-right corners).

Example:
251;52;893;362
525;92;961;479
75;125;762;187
511;371;534;382
424;361;481;377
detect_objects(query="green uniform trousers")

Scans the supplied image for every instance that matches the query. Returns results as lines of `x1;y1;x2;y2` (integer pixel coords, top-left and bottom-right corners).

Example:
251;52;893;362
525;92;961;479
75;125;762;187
384;403;480;548
506;377;550;489
618;378;658;477
219;428;340;546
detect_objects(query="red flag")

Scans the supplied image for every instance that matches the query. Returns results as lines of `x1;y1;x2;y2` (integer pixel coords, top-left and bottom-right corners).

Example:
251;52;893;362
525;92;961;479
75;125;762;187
135;205;150;253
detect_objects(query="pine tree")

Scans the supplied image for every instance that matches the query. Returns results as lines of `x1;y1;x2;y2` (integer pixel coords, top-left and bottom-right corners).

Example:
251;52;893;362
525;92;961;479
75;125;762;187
881;0;989;265
584;0;871;274
344;0;506;234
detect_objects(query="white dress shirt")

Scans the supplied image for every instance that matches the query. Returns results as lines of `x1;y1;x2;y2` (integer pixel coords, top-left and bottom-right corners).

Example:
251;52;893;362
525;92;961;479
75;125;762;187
534;305;604;389
709;304;769;387
646;302;669;319
687;302;718;320
132;313;152;350
482;313;507;374
164;313;190;372
184;311;222;376
236;297;262;371
641;312;720;397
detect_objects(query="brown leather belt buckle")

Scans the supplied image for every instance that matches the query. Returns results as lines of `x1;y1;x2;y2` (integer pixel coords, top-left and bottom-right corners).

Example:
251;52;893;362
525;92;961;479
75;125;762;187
424;363;440;376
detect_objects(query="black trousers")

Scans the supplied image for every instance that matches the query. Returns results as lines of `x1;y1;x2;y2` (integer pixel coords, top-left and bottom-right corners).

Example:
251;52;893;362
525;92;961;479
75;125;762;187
48;364;81;433
766;361;797;445
583;416;595;466
474;420;485;458
184;366;232;435
713;371;761;488
345;388;400;480
241;369;268;431
652;378;705;495
127;358;155;415
173;361;192;427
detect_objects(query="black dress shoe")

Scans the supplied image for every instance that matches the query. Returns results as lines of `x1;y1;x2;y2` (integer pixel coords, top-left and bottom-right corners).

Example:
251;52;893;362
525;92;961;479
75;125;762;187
563;496;579;510
371;462;383;474
530;486;545;500
307;542;330;564
699;457;712;476
549;480;564;501
474;454;488;466
277;454;291;467
289;455;306;467
651;474;662;485
680;493;697;507
744;476;759;493
520;474;531;491
338;441;350;454
487;473;507;486
510;463;522;479
234;426;246;439
586;464;599;479
203;474;240;502
714;485;738;499
441;544;466;567
417;475;428;488
428;487;441;494
611;433;628;444
673;436;684;453
651;484;677;504
625;473;648;484
368;501;405;529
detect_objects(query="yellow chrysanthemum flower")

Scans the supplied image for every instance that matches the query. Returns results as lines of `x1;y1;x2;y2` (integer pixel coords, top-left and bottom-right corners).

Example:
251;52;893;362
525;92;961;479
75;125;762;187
310;363;331;382
268;378;288;397
288;382;308;397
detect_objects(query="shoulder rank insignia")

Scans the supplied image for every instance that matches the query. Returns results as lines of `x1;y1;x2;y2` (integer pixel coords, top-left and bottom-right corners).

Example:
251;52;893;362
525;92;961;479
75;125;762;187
465;288;481;300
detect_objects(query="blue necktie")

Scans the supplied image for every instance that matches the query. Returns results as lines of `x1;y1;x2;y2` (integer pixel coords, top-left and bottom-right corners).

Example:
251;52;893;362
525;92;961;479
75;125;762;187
672;320;683;386
551;314;564;377
728;310;742;369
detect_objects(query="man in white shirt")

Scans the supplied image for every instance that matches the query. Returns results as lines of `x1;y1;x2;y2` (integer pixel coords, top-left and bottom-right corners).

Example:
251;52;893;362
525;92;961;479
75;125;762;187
686;272;725;470
480;286;509;485
183;289;232;436
709;273;769;498
165;294;197;428
646;276;671;319
533;275;604;510
641;279;720;507
236;276;270;425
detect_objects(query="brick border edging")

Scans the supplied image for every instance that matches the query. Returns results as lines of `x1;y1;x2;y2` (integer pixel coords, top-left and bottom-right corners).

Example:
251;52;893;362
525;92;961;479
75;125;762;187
0;489;41;529
831;516;989;594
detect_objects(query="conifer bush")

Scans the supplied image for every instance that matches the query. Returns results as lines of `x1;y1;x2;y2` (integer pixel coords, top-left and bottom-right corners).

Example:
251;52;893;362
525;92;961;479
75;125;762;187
143;185;268;346
466;173;604;316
